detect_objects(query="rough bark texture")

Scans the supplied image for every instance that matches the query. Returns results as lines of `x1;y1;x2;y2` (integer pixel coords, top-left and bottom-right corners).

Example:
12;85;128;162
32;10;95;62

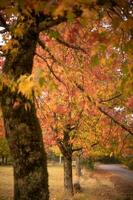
1;18;49;200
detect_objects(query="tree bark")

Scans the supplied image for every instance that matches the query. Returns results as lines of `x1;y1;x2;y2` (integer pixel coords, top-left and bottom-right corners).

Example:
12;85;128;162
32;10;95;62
64;153;73;196
59;154;62;164
1;19;49;200
76;155;82;177
57;129;74;196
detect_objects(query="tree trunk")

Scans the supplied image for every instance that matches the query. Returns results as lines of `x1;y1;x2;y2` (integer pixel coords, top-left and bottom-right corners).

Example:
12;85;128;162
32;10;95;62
64;153;73;196
1;155;4;165
5;156;8;165
76;156;82;177
59;154;62;164
1;19;49;200
57;129;74;196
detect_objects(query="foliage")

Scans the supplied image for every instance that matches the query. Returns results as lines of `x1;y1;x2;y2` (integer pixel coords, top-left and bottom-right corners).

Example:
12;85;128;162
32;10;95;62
81;157;95;170
121;156;133;170
0;137;10;158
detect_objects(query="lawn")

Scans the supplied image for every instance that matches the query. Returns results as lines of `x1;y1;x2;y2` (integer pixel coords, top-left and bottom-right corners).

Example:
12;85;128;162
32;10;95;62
0;164;133;200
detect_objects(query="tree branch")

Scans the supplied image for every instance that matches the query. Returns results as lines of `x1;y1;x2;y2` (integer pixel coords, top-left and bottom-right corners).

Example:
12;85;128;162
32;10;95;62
56;139;72;158
99;94;122;103
55;37;87;54
38;39;60;64
98;107;133;136
91;142;99;148
35;52;66;87
72;147;82;152
38;6;82;32
76;82;133;136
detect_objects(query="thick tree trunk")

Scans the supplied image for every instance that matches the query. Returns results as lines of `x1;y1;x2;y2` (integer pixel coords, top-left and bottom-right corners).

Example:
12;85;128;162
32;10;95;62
1;19;49;200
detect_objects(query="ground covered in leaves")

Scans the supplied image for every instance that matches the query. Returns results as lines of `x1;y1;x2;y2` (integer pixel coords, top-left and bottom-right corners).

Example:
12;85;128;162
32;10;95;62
0;165;132;200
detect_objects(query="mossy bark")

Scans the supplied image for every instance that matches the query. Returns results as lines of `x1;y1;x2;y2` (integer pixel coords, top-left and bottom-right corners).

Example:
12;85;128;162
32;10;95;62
1;19;49;200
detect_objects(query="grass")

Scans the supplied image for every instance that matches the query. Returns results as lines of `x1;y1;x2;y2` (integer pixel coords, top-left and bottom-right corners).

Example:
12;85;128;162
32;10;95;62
0;164;133;200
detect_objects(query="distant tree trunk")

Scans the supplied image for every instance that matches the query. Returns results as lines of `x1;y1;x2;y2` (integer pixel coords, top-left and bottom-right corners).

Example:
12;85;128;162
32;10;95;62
59;154;62;164
57;129;74;196
64;153;73;196
5;156;8;165
76;155;82;177
1;155;4;165
1;20;49;200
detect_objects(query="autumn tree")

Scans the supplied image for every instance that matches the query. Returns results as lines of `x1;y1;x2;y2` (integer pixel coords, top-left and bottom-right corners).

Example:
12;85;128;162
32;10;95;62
37;80;85;195
33;1;133;196
35;9;133;195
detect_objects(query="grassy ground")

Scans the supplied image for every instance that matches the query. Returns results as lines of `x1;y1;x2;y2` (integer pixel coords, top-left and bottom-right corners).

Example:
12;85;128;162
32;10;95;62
0;165;133;200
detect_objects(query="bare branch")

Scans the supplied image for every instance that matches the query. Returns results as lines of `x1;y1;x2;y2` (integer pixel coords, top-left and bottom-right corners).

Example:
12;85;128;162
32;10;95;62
38;39;60;64
76;82;133;136
98;107;133;136
91;142;99;148
56;38;87;54
35;52;66;87
72;147;82;152
99;94;122;103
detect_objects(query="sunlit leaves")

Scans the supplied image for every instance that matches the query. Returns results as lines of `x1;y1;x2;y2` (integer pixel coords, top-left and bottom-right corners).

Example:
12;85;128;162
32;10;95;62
0;72;46;101
17;75;35;99
17;73;46;100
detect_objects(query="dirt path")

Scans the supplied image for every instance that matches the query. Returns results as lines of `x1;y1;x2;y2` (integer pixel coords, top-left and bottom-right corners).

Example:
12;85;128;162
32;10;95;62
90;164;133;200
96;164;133;183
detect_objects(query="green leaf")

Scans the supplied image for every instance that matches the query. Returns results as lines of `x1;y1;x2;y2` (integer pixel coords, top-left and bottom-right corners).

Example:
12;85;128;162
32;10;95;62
66;10;76;22
99;44;106;53
48;80;57;91
49;30;60;39
39;77;45;87
122;61;129;75
91;54;99;66
123;42;133;52
79;17;88;26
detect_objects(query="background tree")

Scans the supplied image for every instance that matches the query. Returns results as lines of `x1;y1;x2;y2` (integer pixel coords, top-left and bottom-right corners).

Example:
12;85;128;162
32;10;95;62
0;136;11;165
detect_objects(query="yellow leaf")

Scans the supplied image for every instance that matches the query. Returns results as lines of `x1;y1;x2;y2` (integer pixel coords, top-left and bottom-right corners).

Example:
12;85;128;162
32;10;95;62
18;75;35;99
101;58;106;65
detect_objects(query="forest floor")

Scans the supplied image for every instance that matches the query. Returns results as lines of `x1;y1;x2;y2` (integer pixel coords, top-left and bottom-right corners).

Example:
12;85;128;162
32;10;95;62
0;164;133;200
